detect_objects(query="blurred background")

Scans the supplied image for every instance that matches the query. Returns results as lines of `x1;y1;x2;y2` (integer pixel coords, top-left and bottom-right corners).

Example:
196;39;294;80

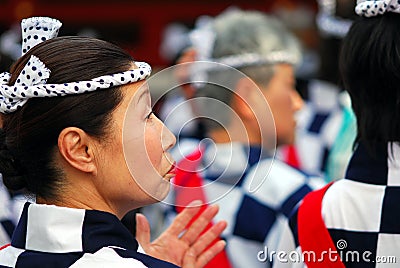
0;0;319;68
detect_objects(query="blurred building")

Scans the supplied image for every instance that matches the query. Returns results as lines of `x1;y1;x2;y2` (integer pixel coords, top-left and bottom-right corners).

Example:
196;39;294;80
0;0;279;67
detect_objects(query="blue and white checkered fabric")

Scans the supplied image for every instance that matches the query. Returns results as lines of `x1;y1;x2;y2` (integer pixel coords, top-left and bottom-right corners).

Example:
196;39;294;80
295;79;355;181
166;141;325;268
275;142;400;267
0;202;178;268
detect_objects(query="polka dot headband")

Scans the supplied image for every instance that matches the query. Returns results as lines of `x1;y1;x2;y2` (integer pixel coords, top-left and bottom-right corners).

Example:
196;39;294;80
0;17;152;114
356;0;400;17
21;17;62;56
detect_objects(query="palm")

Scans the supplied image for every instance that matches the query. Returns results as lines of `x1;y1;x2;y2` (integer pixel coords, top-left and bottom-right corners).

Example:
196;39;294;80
136;200;227;268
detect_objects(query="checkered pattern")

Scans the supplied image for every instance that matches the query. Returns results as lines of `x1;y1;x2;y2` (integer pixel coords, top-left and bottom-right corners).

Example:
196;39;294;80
167;142;325;268
0;180;15;246
0;202;179;268
275;142;400;267
294;79;352;179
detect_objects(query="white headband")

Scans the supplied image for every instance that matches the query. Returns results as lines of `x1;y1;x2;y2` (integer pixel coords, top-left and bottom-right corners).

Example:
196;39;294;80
189;15;300;68
356;0;400;17
0;17;152;114
188;14;300;88
215;51;300;68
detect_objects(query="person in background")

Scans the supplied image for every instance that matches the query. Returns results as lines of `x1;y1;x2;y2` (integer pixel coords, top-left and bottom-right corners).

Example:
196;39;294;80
288;0;357;182
164;9;325;268
275;1;400;267
154;20;206;141
0;16;226;268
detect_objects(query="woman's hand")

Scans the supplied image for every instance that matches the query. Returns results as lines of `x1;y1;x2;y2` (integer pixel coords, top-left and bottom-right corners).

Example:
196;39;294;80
136;200;227;268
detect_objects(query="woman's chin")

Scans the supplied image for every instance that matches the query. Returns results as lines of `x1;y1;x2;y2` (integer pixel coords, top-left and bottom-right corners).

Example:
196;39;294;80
145;182;171;203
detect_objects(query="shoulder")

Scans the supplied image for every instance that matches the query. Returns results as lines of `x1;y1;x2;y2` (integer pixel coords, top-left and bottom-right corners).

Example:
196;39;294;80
0;244;24;268
0;245;165;268
70;247;149;267
0;245;177;268
244;158;324;193
240;158;325;211
322;179;387;231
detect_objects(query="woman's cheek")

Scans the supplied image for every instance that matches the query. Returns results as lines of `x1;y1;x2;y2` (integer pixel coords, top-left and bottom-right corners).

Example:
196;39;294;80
145;127;163;168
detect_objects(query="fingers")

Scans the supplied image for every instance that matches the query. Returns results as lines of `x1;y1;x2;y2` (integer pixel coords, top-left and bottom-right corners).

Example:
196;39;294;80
191;220;227;254
167;200;203;236
182;220;227;268
135;213;151;251
181;239;227;268
182;247;197;268
179;205;220;245
196;240;226;268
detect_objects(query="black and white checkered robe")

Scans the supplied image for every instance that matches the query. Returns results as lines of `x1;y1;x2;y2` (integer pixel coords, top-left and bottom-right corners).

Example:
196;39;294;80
165;142;325;268
0;202;178;268
295;80;351;179
274;142;400;267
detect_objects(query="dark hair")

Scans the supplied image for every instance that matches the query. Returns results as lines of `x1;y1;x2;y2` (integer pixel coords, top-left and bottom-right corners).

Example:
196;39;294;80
339;13;400;149
0;52;14;73
0;36;134;200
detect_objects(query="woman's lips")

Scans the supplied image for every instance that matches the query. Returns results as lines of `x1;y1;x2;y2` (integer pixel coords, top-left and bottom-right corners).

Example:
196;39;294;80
164;162;176;180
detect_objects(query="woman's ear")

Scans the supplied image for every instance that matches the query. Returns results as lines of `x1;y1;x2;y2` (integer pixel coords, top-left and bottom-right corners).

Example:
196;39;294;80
58;127;97;174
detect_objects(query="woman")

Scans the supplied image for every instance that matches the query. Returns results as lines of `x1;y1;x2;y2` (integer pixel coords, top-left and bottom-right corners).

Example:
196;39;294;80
0;17;226;267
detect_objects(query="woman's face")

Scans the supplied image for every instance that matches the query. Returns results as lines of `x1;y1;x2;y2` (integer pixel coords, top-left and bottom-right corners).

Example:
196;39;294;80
97;80;176;214
261;64;303;146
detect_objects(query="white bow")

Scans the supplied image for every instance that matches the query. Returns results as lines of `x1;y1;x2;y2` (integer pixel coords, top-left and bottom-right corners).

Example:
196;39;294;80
356;0;400;17
21;17;62;56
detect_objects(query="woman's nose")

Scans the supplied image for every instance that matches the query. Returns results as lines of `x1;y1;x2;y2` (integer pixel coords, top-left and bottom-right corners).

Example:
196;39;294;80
159;117;176;151
292;89;304;111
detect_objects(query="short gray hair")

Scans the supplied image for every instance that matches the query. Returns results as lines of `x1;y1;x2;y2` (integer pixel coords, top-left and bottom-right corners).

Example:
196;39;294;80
195;9;301;130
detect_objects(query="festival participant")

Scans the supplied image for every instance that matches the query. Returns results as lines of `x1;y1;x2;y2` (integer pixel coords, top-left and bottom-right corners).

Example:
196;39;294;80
167;9;324;267
0;16;226;268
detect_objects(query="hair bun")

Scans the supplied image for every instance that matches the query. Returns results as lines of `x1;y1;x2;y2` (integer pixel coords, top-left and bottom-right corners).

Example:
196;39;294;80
0;129;26;191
